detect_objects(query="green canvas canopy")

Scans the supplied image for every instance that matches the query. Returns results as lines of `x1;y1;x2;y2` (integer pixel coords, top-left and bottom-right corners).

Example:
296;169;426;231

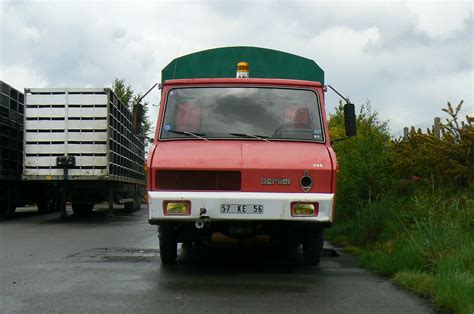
161;46;324;84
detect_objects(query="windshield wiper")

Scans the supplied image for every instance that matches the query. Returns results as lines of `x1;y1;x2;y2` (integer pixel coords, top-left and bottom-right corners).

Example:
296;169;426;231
229;133;271;142
167;129;210;141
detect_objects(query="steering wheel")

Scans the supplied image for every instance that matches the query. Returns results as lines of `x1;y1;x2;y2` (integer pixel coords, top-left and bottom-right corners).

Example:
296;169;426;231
273;122;312;136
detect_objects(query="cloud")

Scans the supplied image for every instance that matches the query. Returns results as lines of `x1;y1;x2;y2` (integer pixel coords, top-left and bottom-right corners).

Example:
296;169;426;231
0;0;472;133
407;2;472;39
0;65;48;90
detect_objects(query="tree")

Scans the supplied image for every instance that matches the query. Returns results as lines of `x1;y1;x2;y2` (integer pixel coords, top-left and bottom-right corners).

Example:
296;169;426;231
112;79;133;110
329;101;393;210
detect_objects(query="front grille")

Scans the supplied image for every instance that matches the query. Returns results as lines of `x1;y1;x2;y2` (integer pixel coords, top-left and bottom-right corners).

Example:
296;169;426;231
156;170;241;191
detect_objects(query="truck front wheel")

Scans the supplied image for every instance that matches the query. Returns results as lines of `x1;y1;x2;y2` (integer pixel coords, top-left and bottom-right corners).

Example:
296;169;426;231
302;227;324;266
158;224;178;264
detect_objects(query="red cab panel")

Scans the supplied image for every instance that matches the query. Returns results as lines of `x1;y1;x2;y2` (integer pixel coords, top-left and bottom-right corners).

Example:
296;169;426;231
149;141;333;193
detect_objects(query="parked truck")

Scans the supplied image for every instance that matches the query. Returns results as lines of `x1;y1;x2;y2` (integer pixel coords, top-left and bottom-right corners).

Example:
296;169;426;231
23;88;146;216
0;81;25;218
146;47;356;265
0;81;63;217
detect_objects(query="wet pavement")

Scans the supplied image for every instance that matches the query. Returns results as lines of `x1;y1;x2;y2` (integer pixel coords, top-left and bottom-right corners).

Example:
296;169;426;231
0;206;433;313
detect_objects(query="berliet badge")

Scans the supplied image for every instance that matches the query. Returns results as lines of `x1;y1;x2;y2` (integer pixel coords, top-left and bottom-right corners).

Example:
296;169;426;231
261;177;291;185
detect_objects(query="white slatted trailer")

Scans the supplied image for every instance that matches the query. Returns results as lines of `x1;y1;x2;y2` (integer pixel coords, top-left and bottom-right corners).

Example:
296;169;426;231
23;88;145;216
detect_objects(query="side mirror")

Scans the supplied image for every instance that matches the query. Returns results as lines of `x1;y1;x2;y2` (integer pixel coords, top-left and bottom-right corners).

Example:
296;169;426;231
132;103;143;135
344;103;357;137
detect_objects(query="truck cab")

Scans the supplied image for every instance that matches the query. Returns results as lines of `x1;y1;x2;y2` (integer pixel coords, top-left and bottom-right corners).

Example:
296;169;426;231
147;47;350;265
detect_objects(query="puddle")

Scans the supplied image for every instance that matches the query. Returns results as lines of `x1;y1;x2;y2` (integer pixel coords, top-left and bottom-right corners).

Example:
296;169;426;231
67;247;159;263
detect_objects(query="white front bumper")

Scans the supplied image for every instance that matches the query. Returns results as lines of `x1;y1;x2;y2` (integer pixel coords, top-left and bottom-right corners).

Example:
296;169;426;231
148;191;334;223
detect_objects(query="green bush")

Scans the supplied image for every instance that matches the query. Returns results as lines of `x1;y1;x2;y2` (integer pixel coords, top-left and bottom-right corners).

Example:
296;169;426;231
327;100;474;313
392;101;473;189
329;102;393;212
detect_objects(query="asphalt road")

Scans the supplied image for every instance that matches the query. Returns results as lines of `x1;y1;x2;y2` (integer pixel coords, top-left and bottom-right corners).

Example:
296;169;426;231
1;205;432;313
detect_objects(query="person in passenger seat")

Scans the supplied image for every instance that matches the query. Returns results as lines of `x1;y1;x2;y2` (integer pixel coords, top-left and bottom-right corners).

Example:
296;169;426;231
283;105;311;129
175;103;201;132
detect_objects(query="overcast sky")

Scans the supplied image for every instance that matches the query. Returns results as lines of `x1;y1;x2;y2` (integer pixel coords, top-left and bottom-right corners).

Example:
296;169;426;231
1;0;472;134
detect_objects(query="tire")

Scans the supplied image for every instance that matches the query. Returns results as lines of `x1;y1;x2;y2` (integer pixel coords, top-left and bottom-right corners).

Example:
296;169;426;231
72;202;94;216
0;203;16;219
124;198;140;213
8;203;16;217
134;197;142;211
37;198;60;214
37;199;50;214
48;195;64;213
181;241;193;249
159;224;178;264
302;227;324;266
124;202;134;213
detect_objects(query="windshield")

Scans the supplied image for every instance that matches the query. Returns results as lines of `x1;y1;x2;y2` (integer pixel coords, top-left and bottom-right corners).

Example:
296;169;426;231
160;87;324;142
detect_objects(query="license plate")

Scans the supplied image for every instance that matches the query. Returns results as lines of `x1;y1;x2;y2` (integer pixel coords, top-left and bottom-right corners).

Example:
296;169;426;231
220;204;264;214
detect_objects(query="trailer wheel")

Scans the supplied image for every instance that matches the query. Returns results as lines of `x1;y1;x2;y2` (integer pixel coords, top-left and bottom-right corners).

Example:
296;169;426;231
52;198;64;213
0;203;16;219
8;203;16;217
302;227;324;266
134;195;142;211
124;198;140;213
124;202;134;213
72;202;94;216
37;199;50;214
37;197;60;214
159;224;178;264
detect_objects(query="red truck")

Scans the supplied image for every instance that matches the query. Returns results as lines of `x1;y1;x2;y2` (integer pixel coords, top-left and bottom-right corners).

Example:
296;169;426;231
146;47;356;265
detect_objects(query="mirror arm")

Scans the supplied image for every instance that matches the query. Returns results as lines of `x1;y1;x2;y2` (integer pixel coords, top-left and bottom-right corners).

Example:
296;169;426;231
131;82;159;136
325;85;350;104
136;82;159;105
325;84;357;139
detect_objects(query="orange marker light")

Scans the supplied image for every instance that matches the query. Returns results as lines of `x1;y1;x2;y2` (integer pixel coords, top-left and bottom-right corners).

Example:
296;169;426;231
291;202;319;217
163;200;191;216
236;62;249;78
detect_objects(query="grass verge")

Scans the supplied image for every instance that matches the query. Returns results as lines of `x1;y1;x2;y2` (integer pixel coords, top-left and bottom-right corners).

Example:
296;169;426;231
326;191;474;314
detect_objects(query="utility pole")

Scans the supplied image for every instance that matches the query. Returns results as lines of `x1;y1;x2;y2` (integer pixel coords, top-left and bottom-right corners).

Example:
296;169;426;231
433;117;441;139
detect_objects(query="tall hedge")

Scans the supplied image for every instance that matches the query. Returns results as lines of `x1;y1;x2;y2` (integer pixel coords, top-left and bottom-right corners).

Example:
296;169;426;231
329;102;393;213
329;100;473;219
